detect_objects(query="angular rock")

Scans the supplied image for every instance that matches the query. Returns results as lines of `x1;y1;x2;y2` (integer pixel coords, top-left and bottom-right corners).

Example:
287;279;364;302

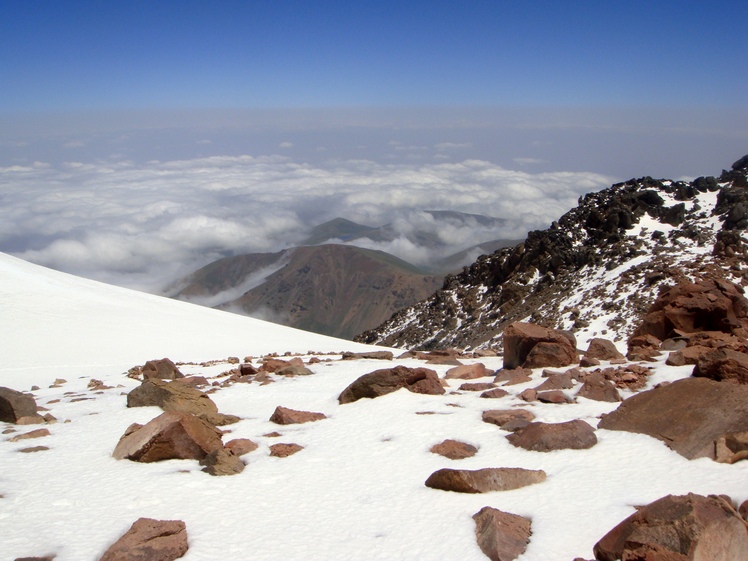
598;377;748;461
0;387;38;423
507;420;597;452
113;411;223;463
693;347;748;383
473;506;532;561
127;379;236;425
494;368;532;384
481;409;536;429
425;467;546;493
536;390;573;404
99;517;188;561
585;338;625;361
576;372;621;402
141;358;183;380
593;493;748;561
534;372;574;391
199;448;245;476
429;439;478;460
502;322;578;369
224;438;258;456
338;366;444;404
269;443;303;457
666;345;712;366
269;406;326;425
445;363;489;380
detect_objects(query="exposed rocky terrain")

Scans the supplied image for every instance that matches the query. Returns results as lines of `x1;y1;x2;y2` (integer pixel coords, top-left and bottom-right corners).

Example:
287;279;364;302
358;156;748;351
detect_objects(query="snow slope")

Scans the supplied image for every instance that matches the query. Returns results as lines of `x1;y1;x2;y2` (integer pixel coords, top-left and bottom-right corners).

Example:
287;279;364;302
1;253;746;561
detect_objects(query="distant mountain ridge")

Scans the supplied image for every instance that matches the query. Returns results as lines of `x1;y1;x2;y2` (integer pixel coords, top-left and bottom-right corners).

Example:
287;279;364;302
357;156;748;350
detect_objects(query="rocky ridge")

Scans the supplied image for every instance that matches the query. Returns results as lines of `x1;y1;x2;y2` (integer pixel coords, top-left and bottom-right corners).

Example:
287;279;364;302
357;157;748;350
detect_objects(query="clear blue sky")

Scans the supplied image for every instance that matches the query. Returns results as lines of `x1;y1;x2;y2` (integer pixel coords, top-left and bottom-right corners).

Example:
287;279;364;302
1;0;745;111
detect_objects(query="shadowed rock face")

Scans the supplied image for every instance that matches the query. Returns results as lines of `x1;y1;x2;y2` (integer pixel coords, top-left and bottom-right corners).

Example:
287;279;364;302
598;377;748;462
338;365;445;404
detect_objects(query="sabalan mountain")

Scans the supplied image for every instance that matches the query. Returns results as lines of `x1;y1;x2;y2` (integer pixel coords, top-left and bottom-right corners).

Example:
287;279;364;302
358;155;748;350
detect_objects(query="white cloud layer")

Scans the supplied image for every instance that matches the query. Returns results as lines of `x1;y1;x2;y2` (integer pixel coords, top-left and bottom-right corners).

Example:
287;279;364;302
0;154;613;291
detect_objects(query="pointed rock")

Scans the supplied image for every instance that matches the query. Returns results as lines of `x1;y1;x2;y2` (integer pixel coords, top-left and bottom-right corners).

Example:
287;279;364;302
473;506;532;561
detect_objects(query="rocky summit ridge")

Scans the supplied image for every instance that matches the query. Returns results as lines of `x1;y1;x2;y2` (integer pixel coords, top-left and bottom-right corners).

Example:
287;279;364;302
357;156;748;350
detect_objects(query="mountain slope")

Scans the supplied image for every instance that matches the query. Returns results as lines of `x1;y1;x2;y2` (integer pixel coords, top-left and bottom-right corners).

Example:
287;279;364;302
170;244;443;340
358;157;748;350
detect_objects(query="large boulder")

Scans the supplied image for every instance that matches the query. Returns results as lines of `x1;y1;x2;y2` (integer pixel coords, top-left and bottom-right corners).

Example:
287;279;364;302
473;506;532;561
598;377;748;462
502;323;578;369
593;493;748;561
112;411;223;463
99;518;188;561
126;379;237;426
0;387;38;423
338;366;444;404
425;467;546;493
506;420;597;452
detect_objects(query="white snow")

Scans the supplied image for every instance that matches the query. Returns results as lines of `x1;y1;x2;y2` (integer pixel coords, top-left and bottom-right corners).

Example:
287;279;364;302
1;252;746;561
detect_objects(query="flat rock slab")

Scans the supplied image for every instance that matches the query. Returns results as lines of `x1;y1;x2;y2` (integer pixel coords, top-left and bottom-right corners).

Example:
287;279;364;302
473;506;532;561
269;406;326;425
598;377;748;461
507;420;597;452
99;517;188;561
425;467;546;493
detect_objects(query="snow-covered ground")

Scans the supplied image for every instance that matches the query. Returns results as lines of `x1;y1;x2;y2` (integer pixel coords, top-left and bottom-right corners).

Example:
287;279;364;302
1;252;745;561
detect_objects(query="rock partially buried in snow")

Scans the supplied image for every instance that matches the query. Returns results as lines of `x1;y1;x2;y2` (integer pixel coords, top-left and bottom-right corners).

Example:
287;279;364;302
269;443;304;457
424;467;546;493
445;362;489;379
598;377;748;462
506;420;597;452
338;365;445;404
473;506;532;561
0;387;38;423
113;411;223;463
593;493;748;561
99;517;188;561
269;406;327;425
429;439;478;459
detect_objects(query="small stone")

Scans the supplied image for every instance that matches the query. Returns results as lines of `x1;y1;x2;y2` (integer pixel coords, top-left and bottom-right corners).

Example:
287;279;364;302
269;443;304;457
429;439;478;460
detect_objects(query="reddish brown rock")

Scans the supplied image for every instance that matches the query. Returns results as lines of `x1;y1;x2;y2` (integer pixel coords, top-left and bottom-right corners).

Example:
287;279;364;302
593;493;748;561
0;387;38;423
8;428;50;442
112;411;223;463
480;388;510;399
269;406;327;425
585;338;625;361
740;500;748;521
141;358;184;380
338;366;445;404
534;372;574;392
507;420;597;452
199;448;245;476
503;322;578;369
580;356;601;367
425;467;546;494
576;372;621;402
99;517;188;561
341;351;394;361
518;389;537;402
445;363;489;380
224;438;258;456
15;415;45;425
536;390;573;404
473;506;532;561
494;368;532;384
429;439;478;460
598;377;748;461
269;443;303;457
458;382;496;392
666;345;712;366
692;347;748;383
482;409;536;429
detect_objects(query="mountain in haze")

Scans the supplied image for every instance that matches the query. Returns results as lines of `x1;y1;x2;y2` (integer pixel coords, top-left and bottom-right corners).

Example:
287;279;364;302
358;156;748;350
169;244;442;340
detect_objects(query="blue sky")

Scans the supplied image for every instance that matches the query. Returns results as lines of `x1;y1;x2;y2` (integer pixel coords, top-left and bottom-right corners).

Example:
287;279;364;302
2;0;745;110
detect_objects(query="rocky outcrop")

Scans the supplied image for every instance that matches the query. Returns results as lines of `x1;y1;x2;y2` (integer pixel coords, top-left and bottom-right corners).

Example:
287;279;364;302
269;406;327;425
0;387;38;423
112;411;223;463
593;493;748;561
502;323;578;369
338;366;445;404
506;420;597;452
424;467;546;493
473;506;532;561
99;518;188;561
598;377;748;462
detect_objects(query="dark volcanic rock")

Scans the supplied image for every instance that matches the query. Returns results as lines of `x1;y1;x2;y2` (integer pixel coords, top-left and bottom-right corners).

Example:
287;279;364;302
473;506;532;561
0;387;38;423
99;517;188;561
506;420;597;451
593;493;748;561
338;365;445;404
598;377;748;461
425;467;546;493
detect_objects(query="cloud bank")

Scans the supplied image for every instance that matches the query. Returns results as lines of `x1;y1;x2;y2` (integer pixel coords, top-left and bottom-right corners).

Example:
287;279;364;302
0;154;613;291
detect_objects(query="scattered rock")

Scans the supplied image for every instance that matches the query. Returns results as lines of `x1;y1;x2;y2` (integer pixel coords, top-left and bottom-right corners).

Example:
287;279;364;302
9;428;50;442
481;409;536;430
593;493;748;561
473;506;532;561
693;347;748;383
99;517;188;561
480;388;510;399
112;411;223;463
494;368;532;384
338;366;445;404
425;467;546;493
534;372;573;391
269;406;327;425
598;377;748;461
502;322;578;369
141;358;184;380
224;438;258;456
507;420;597;452
536;390;573;404
585;338;625;361
15;415;45;425
429;439;478;459
199;448;245;476
575;372;621;402
269;443;303;457
445;363;489;379
341;351;394;361
18;446;49;453
458;382;496;392
0;387;38;423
